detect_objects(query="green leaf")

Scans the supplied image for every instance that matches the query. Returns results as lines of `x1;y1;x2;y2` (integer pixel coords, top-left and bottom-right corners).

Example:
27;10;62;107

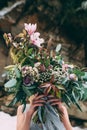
73;69;84;77
27;48;33;55
72;91;82;111
9;90;26;106
72;81;80;88
14;66;21;78
82;87;87;101
82;83;87;88
21;57;34;67
4;78;17;88
44;58;50;67
27;85;36;90
65;93;72;103
22;86;32;97
81;72;87;80
62;78;69;86
16;80;22;89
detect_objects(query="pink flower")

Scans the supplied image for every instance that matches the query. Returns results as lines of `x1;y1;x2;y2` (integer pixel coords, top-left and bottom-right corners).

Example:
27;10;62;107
62;63;74;72
69;74;78;81
24;23;37;35
62;64;68;72
30;32;44;47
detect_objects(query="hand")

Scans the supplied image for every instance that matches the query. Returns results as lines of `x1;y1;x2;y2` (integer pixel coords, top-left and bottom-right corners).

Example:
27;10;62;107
17;105;30;130
29;93;46;117
16;94;45;130
47;95;72;130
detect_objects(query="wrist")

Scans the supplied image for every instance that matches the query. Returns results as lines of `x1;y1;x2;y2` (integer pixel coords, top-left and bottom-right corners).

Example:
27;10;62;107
27;109;34;119
64;121;72;130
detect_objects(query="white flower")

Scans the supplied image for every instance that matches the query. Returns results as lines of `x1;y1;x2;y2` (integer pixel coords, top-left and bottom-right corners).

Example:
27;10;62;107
68;64;74;69
33;67;39;74
24;23;37;35
30;32;44;47
12;42;18;48
34;62;41;68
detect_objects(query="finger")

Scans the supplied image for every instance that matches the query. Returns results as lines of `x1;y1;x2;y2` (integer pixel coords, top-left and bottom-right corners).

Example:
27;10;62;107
17;105;24;115
35;95;45;100
47;95;54;98
57;104;65;112
57;106;64;115
34;103;44;108
33;99;46;104
59;110;64;116
34;93;38;97
51;102;61;106
48;98;61;103
59;115;63;122
47;95;61;100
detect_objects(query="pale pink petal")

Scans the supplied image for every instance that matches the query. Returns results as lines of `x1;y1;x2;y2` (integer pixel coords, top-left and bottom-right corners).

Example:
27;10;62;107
69;74;78;81
30;32;44;47
62;64;68;72
24;23;37;35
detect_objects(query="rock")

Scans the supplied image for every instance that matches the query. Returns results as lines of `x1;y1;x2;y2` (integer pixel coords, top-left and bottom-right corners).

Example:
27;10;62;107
67;102;87;121
0;0;25;32
73;127;87;130
0;105;16;115
0;80;4;87
0;19;12;33
83;122;87;128
0;90;4;97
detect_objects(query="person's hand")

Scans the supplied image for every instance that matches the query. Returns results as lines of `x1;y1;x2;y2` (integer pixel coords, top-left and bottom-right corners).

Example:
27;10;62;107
47;95;72;130
28;93;46;117
16;94;45;130
17;105;30;130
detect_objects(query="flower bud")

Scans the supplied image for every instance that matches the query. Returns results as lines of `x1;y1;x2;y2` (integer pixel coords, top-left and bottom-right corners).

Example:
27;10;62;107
39;64;46;72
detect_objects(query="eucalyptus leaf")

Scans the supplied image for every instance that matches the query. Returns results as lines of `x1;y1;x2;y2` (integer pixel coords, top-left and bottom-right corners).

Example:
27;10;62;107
72;91;82;111
55;44;62;53
65;94;72;103
82;83;87;88
82;87;87;101
62;78;69;85
81;72;87;80
14;66;21;78
72;82;80;88
16;80;22;89
25;85;36;90
79;90;84;100
4;78;17;88
22;86;32;96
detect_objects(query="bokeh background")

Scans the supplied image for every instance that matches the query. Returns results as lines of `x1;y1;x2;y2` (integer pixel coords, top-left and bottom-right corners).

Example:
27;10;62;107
0;0;87;129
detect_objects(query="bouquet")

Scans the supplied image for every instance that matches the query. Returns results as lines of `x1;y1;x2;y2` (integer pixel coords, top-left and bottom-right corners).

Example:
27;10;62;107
3;23;87;130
